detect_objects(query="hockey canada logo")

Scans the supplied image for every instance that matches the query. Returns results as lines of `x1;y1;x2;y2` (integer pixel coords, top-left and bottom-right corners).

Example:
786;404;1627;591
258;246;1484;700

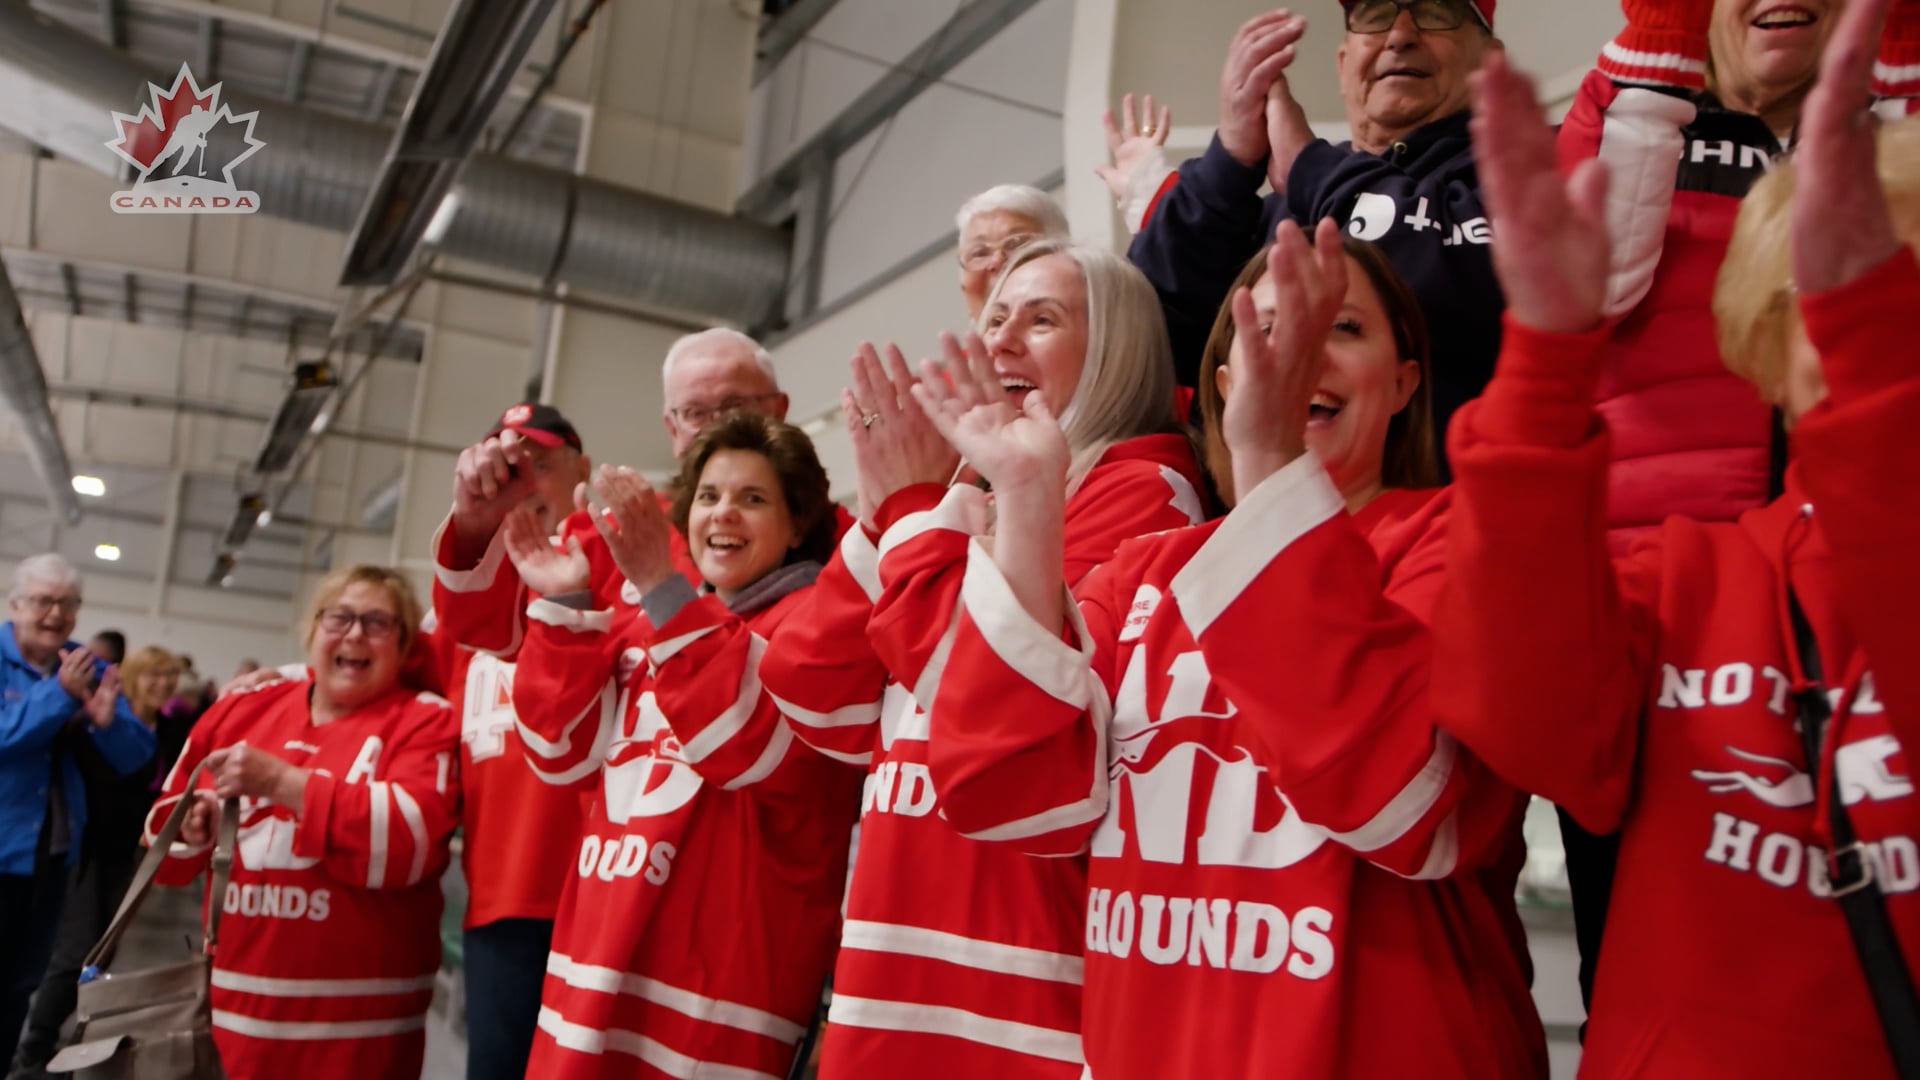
106;64;263;215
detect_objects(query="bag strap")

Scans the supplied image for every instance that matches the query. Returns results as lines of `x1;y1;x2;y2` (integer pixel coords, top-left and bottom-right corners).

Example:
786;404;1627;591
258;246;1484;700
82;760;240;974
1787;588;1920;1077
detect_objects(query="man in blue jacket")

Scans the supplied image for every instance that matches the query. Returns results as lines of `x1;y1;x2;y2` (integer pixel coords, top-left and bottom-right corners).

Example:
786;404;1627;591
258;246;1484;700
0;554;154;1061
1128;1;1502;467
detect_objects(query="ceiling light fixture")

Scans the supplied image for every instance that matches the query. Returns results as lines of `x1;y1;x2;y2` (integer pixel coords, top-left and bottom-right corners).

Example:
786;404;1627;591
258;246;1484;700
71;475;106;497
93;542;121;562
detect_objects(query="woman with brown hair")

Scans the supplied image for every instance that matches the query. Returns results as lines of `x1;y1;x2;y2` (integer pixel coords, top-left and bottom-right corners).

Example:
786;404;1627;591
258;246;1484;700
1192;234;1438;507
497;411;860;1080
147;566;460;1080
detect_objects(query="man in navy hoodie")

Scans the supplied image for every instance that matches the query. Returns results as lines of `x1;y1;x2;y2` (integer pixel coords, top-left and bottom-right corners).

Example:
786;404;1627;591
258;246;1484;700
0;554;153;1063
1128;1;1502;465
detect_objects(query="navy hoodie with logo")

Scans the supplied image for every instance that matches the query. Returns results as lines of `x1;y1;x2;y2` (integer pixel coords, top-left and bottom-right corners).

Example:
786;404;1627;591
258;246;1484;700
1126;110;1503;473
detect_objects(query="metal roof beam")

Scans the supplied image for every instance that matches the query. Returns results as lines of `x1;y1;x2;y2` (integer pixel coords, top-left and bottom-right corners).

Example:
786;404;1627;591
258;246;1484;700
753;0;842;84
737;0;1042;222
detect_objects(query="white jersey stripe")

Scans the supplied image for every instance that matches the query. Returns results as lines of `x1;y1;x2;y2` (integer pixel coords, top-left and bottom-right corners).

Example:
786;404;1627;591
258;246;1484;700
390;784;430;886
724;713;794;791
545;953;806;1042
1172;451;1342;638
825;994;1083;1064
838;920;1083;984
366;780;390;889
773;693;880;731
1322;733;1456;853
211;971;437;997
536;1006;783;1080
676;635;768;764
212;1009;426;1040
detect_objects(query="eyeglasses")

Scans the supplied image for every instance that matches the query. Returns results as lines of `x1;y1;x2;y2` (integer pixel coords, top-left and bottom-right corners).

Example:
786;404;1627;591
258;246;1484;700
959;234;1038;273
668;393;781;430
17;594;80;615
1345;0;1483;34
316;607;401;641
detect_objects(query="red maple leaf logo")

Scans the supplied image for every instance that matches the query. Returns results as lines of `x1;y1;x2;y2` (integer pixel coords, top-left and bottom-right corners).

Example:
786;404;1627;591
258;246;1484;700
107;64;220;174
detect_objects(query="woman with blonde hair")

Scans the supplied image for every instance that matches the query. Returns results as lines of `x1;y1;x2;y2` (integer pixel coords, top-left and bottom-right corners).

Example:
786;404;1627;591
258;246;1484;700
758;240;1207;1078
1438;3;1920;1072
147;566;459;1079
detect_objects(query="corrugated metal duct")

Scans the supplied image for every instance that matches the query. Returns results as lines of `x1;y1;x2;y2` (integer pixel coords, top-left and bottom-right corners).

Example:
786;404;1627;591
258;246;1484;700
0;3;792;329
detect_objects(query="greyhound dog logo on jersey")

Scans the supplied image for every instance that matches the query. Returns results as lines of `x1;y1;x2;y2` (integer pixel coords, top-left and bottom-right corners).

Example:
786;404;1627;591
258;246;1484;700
601;689;703;824
1692;735;1913;808
1094;585;1327;869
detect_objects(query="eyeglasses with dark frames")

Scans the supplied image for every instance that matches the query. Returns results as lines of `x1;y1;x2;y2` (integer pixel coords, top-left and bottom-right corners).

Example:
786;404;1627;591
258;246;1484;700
1345;0;1484;34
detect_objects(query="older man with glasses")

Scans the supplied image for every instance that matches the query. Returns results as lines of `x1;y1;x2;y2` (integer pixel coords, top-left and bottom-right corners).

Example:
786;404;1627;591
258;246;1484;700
0;554;153;1065
1127;0;1502;472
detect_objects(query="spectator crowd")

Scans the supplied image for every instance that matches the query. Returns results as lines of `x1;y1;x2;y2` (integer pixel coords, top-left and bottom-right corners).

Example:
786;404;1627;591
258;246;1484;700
6;1;1920;1077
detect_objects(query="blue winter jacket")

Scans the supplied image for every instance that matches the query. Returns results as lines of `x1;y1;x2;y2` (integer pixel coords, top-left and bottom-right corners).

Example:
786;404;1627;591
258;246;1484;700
0;622;156;876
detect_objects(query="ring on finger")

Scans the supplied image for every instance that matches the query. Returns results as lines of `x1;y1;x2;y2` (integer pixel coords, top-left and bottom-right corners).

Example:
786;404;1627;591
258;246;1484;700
862;412;880;429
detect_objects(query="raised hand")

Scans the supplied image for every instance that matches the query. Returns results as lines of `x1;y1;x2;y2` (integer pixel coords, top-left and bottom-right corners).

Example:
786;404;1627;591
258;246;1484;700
84;666;121;729
846;342;961;527
1095;92;1172;203
1469;52;1611;335
1794;0;1897;295
449;431;539;556
1219;10;1308;167
55;647;96;703
1223;218;1349;497
501;505;590;597
587;466;678;595
910;331;1070;497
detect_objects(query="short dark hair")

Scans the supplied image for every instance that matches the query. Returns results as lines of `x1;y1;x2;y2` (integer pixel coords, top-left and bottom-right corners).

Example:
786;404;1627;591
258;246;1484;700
670;412;836;569
1195;234;1437;504
89;630;127;664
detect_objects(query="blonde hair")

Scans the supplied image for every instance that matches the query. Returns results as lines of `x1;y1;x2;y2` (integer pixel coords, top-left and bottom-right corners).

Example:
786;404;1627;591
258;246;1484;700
1717;116;1920;401
976;239;1180;485
120;645;181;715
304;565;424;657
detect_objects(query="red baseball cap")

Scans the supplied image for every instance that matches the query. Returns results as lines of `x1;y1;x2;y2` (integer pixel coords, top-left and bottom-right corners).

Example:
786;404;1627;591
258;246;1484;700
1340;0;1494;30
487;402;583;451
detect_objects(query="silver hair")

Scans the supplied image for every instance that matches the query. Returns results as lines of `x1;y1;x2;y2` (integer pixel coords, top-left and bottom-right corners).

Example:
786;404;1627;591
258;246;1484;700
12;553;82;602
954;184;1070;238
660;328;779;396
975;238;1177;488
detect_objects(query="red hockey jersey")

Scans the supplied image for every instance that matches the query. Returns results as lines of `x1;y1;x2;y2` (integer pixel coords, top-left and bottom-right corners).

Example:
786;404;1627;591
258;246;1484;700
430;510;652;929
761;433;1207;1078
1434;251;1920;1078
146;679;459;1080
511;574;857;1080
928;460;1542;1078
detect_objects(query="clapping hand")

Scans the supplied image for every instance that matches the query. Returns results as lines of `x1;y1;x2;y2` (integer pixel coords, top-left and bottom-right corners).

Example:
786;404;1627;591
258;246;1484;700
1223;218;1349;498
1218;10;1307;167
1793;0;1897;295
845;342;961;527
910;331;1069;497
502;505;590;597
55;647;97;704
1469;52;1612;335
83;666;121;730
585;466;678;595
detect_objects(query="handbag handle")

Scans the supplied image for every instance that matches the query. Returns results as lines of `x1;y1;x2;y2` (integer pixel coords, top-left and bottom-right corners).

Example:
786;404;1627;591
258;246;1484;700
82;760;240;974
